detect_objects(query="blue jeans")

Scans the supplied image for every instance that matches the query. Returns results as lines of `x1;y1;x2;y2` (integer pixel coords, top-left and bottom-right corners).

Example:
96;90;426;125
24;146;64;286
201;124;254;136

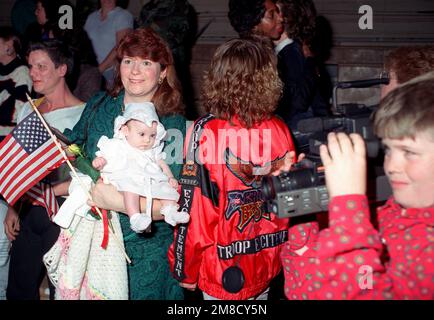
0;200;10;300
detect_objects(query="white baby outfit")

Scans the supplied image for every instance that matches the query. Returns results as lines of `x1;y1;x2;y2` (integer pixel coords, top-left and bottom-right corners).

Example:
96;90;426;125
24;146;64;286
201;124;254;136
96;102;188;231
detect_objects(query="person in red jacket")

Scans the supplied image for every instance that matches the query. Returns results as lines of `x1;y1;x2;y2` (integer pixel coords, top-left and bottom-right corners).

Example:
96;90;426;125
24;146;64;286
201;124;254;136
282;73;434;300
168;38;296;300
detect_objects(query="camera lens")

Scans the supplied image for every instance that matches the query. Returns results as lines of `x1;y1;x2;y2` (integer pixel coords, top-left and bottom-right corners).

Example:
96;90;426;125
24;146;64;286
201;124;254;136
261;168;317;201
261;175;276;200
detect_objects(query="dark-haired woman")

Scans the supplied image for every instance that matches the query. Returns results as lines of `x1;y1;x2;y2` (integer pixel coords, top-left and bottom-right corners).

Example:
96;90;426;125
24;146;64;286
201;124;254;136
4;40;84;300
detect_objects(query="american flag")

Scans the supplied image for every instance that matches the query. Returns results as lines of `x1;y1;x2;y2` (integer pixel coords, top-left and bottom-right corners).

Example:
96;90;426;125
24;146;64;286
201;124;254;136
0;111;65;206
26;181;59;217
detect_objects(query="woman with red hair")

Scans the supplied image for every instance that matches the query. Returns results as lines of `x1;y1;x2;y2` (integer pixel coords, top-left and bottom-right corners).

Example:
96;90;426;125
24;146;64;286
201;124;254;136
48;28;186;300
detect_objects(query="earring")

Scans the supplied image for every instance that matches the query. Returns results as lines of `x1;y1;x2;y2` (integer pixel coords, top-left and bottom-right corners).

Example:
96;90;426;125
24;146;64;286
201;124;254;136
158;78;163;85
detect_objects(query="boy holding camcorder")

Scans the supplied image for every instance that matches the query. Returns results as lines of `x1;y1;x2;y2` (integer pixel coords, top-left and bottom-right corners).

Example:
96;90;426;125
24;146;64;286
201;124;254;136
282;74;434;300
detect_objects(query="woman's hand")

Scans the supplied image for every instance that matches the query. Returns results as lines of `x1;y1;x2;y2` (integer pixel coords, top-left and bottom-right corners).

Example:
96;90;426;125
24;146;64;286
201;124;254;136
90;181;125;212
4;206;20;241
319;132;367;198
90;181;164;220
271;151;305;176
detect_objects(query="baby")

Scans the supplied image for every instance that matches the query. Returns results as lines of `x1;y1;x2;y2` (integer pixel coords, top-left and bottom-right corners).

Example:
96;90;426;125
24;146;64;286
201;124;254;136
92;102;189;232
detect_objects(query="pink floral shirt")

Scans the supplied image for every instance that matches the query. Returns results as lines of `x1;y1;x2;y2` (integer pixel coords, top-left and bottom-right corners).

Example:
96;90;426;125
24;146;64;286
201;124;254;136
281;194;434;299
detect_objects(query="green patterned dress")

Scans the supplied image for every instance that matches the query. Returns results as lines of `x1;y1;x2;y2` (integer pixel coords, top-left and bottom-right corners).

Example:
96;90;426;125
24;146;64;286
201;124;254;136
64;91;186;300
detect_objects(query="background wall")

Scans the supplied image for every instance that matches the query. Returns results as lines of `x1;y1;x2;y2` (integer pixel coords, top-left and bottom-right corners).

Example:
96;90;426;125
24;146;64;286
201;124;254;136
184;0;434;113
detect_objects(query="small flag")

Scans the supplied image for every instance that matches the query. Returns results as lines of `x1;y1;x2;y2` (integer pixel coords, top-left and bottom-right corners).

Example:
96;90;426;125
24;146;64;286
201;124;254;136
0;111;65;205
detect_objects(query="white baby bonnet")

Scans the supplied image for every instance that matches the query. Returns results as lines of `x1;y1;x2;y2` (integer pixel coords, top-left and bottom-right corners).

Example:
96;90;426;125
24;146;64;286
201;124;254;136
113;102;166;147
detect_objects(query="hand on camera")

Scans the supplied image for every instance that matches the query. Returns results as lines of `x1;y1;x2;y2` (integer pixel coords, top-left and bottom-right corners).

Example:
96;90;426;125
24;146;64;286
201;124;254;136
272;151;305;176
319;132;367;198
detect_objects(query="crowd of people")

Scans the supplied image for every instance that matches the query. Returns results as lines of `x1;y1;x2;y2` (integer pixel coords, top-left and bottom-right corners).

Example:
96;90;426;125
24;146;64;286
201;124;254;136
0;0;433;300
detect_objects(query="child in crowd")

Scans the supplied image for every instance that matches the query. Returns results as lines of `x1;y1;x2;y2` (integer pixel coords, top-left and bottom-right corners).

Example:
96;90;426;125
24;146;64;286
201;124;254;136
92;102;190;232
169;38;296;300
0;25;32;300
380;45;434;99
281;74;434;299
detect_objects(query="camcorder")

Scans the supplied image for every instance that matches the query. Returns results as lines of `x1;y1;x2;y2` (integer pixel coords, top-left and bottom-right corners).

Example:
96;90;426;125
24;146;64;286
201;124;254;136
262;77;392;218
262;158;328;218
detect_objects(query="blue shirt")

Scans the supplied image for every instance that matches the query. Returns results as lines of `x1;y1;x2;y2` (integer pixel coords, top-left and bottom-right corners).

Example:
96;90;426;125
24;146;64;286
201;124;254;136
84;7;133;64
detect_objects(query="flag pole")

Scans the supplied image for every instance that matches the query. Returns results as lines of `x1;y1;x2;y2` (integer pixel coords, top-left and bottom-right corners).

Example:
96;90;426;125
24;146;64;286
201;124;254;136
26;94;131;264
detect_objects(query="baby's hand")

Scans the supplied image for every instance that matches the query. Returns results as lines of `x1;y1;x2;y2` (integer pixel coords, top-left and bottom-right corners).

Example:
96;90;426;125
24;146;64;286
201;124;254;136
92;157;107;170
168;177;178;188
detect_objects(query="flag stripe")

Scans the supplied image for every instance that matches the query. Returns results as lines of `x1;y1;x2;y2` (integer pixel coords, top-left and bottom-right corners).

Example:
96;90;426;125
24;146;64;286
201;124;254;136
0;149;27;187
1;141;62;194
5;152;64;205
48;186;58;216
26;182;59;217
26;188;44;203
1;142;62;193
7;163;57;205
0;135;16;167
0;142;24;179
0;140;57;188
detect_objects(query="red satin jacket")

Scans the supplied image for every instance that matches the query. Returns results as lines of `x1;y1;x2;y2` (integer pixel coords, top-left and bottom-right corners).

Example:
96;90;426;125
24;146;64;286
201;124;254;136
168;114;295;299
